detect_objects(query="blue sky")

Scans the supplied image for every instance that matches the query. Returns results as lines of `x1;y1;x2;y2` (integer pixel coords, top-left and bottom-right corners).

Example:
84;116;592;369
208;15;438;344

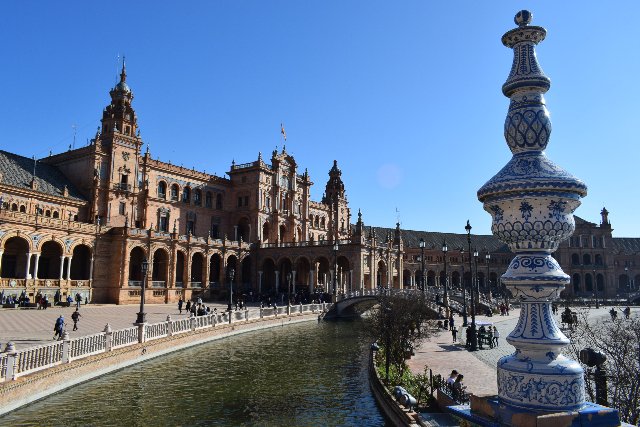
1;1;638;237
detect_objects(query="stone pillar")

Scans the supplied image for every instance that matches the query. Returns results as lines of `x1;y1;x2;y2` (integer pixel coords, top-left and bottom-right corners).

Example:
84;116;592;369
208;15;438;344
89;256;94;283
258;270;263;294
275;270;280;294
104;324;113;351
61;331;71;363
4;342;18;380
66;256;72;281
309;269;314;293
349;270;353;293
33;253;40;279
59;256;65;280
25;252;32;279
234;225;238;241
476;10;588;413
292;270;297;294
0;249;3;277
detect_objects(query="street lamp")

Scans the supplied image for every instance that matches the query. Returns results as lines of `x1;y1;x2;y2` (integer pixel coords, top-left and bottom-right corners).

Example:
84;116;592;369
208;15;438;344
419;238;426;297
473;248;479;314
465;220;478;351
442;240;449;308
287;271;292;305
461;249;468;327
135;258;148;324
333;242;339;301
593;269;599;309
486;252;492;301
227;267;235;312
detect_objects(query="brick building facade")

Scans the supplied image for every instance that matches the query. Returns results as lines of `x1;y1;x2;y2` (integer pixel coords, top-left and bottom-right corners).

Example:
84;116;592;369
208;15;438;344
0;66;637;304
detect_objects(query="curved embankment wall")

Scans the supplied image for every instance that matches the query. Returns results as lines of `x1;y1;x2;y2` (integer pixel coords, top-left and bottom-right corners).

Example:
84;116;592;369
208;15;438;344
0;313;317;416
367;350;428;427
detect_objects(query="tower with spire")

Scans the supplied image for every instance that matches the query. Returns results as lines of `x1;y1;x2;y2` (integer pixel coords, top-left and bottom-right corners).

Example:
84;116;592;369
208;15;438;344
323;160;350;242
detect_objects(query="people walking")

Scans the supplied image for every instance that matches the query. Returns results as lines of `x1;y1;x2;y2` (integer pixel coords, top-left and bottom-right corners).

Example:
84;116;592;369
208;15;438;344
449;314;455;331
178;298;184;314
492;326;500;347
71;308;81;331
452;326;458;343
75;293;82;309
185;300;191;313
53;315;65;340
624;306;631;319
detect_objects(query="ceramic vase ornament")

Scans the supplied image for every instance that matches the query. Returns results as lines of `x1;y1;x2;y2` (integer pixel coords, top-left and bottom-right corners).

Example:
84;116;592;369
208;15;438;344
477;10;588;412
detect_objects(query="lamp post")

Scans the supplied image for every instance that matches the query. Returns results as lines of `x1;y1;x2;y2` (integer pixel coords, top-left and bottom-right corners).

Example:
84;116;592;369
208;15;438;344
135;258;148;324
473;249;479;313
442;240;449;308
593;269;599;309
287;271;292;305
227;267;235;312
486;252;492;301
461;249;468;327
465;220;478;351
333;242;339;302
419;238;426;297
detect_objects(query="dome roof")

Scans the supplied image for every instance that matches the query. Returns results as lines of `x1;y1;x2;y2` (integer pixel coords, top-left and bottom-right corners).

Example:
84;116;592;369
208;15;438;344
114;81;131;93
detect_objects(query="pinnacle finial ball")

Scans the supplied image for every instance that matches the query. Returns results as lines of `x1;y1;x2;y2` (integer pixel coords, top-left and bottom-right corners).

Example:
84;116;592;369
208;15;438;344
514;10;532;27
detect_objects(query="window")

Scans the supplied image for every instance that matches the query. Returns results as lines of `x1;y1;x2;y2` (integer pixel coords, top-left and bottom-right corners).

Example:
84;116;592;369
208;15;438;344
205;192;212;208
265;196;271;211
158;182;167;199
194;189;202;206
237;197;242;207
52;211;59;219
119;202;126;215
171;184;179;201
244;196;249;207
571;253;580;265
19;205;26;213
159;216;169;232
186;221;194;235
216;194;223;209
211;217;220;238
182;187;191;203
45;210;51;217
583;254;591;265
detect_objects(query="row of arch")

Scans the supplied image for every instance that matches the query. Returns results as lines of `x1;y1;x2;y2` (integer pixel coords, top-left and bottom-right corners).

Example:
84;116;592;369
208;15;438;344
127;246;251;289
1;236;92;280
3;203;78;221
257;255;351;294
571;253;603;266
401;269;499;289
157;181;223;209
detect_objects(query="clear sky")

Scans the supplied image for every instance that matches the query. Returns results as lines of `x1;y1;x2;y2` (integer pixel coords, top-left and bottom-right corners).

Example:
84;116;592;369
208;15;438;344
1;1;638;237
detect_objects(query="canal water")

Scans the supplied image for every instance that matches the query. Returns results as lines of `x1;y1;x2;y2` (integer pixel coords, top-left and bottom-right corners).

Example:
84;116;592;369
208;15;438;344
1;320;388;426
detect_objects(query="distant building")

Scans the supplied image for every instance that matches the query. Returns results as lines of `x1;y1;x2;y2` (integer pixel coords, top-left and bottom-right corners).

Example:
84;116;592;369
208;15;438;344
0;66;637;304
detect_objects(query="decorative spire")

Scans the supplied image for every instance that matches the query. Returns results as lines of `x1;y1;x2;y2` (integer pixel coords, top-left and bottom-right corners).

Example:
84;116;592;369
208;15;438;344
477;11;589;414
120;57;127;83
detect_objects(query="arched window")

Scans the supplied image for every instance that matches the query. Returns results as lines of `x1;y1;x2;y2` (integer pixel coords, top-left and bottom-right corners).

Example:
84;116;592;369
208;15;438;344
158;181;167;199
52;211;59;219
583;254;591;265
45;210;51;217
320;217;325;229
205;191;213;208
194;189;202;206
216;194;223;209
571;253;580;265
594;254;603;266
182;187;191;203
170;184;179;201
11;203;17;211
19;205;26;213
572;273;581;292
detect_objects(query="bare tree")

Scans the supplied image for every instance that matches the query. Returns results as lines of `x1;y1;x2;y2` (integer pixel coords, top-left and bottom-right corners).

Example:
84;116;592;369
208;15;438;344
367;293;436;384
567;310;640;425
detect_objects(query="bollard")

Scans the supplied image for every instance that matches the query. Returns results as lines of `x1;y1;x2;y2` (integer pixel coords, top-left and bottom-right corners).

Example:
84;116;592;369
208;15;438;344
190;313;196;331
104;324;113;352
260;307;263;319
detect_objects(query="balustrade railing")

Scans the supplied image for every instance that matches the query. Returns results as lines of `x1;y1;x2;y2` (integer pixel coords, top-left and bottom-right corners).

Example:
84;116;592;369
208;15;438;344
0;303;328;382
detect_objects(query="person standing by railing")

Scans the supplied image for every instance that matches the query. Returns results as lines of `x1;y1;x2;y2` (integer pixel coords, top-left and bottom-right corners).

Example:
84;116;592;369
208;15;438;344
53;315;64;340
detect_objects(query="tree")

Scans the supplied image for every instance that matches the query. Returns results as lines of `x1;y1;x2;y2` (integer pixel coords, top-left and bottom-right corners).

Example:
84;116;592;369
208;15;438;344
567;310;640;425
367;293;436;384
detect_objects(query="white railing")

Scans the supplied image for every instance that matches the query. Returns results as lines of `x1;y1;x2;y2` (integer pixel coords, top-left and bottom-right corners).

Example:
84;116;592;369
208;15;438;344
0;303;329;382
15;341;64;378
70;333;106;360
113;326;139;349
145;322;168;341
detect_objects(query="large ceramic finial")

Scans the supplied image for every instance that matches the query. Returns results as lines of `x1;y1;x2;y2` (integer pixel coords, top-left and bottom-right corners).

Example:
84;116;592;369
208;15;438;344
478;11;588;413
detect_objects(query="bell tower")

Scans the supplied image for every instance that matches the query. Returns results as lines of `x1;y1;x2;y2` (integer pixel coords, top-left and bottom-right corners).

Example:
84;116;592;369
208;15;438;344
101;60;139;143
323;160;350;242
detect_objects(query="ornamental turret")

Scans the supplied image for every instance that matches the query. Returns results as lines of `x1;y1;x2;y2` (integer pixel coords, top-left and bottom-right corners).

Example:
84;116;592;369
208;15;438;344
478;11;588;413
100;60;139;144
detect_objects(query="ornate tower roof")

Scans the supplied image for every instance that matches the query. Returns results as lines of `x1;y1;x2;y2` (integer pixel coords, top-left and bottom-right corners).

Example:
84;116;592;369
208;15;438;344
324;160;345;203
100;59;139;142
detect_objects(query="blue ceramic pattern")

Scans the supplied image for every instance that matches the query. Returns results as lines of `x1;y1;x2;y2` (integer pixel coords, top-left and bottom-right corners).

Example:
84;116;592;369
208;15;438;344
477;11;587;413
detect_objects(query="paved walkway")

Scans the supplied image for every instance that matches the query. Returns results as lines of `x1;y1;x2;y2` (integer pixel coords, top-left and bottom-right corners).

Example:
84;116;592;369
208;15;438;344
407;306;625;397
0;301;236;350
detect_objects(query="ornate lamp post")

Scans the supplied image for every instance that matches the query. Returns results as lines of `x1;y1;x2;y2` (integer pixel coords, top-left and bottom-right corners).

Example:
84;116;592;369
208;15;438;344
473;248;479;312
442;240;449;308
419;238;426;296
465;221;478;351
333;242;339;301
477;10;589;413
287;271;292;305
135;258;148;324
593;269;599;309
485;252;492;301
227;267;235;312
461;248;468;327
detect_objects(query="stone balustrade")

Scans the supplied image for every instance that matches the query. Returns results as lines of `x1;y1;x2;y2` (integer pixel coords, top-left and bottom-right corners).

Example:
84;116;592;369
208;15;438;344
0;303;329;383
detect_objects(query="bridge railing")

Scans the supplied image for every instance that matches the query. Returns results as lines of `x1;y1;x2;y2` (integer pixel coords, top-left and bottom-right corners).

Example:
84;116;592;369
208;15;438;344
0;303;328;383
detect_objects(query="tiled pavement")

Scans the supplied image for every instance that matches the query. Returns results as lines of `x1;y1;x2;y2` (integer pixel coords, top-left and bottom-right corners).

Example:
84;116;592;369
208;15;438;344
407;306;624;397
0;301;235;350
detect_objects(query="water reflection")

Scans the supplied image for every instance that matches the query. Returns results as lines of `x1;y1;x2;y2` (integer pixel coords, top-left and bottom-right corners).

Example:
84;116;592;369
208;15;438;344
2;320;388;426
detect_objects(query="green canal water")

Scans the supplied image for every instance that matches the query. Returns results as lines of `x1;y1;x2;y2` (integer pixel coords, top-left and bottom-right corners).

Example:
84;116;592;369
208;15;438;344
1;320;388;426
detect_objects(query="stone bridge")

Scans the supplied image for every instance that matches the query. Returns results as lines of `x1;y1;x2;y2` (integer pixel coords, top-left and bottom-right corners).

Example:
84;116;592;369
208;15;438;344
323;289;440;320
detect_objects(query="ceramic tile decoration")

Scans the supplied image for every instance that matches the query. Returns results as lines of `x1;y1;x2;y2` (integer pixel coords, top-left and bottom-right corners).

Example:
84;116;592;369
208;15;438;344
477;10;588;412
